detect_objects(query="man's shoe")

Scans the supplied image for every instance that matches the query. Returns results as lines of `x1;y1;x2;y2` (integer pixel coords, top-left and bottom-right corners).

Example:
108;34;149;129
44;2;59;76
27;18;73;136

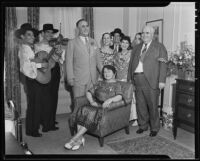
50;126;59;131
42;128;49;132
55;121;59;125
149;131;158;137
31;132;42;137
136;128;148;134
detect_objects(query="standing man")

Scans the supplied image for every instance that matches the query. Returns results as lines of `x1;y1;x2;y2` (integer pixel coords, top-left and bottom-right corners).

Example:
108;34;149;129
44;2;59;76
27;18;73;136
35;24;65;132
127;25;168;137
65;19;102;111
110;28;124;53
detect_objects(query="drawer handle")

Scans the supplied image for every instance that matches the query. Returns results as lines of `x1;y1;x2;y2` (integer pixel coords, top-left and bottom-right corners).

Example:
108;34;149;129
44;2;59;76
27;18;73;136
187;98;192;103
187;113;192;118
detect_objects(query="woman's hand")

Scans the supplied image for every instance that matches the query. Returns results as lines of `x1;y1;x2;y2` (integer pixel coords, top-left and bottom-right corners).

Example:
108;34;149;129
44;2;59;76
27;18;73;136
102;98;113;108
90;101;98;107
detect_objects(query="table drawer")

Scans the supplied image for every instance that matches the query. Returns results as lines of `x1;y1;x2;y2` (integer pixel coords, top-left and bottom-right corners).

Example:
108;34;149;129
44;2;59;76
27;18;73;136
177;93;194;107
177;107;194;124
177;81;195;93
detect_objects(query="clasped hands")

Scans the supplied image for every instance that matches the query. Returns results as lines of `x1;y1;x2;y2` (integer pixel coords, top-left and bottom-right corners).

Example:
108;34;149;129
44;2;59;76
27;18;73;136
90;98;113;109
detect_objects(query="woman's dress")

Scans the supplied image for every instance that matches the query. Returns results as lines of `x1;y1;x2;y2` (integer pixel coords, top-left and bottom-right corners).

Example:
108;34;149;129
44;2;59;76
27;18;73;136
75;81;122;131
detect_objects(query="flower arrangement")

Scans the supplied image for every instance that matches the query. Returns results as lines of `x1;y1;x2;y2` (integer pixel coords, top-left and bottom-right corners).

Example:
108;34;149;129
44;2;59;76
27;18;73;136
167;42;195;79
163;111;173;130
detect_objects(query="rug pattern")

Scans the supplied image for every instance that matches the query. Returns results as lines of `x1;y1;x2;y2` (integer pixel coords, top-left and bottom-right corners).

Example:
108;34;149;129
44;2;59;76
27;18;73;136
107;135;195;159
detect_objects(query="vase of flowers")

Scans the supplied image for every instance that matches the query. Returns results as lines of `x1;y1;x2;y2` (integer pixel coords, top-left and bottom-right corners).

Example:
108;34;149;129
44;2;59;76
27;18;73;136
167;42;195;80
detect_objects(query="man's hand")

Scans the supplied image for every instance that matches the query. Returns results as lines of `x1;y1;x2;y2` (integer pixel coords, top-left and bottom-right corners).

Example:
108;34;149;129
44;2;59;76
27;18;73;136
159;82;165;90
41;62;49;68
68;79;74;86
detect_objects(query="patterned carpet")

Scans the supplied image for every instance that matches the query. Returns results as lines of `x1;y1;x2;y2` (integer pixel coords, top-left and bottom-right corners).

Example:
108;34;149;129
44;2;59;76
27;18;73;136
107;135;195;159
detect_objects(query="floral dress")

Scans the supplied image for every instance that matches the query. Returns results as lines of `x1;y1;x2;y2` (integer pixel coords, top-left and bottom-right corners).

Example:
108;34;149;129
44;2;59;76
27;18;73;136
100;48;114;66
75;81;122;131
114;50;132;81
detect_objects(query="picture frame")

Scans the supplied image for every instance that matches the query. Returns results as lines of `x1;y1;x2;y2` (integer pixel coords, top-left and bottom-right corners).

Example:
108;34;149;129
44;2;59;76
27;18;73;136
146;19;163;43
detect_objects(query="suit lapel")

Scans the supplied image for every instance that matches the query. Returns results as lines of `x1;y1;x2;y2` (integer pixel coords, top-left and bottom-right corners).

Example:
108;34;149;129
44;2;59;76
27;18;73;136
76;37;89;55
143;41;155;61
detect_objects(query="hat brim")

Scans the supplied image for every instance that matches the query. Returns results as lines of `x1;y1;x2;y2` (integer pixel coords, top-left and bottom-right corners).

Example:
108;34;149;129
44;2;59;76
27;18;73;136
39;29;59;33
15;28;39;39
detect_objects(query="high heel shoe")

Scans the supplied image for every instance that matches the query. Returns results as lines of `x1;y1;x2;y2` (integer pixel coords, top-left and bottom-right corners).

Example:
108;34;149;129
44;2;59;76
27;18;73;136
71;137;85;151
64;139;76;150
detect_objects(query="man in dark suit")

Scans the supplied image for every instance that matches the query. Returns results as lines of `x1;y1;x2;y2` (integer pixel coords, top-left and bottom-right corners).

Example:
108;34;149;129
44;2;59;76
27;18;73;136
127;25;168;137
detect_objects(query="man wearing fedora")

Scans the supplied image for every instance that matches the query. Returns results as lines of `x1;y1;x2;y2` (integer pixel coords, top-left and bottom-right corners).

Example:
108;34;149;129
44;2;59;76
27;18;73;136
110;28;124;53
16;23;49;137
35;24;65;132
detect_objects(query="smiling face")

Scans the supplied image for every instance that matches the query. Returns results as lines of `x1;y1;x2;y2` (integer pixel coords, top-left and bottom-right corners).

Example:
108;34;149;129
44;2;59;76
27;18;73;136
121;39;130;50
43;30;54;41
102;33;111;46
21;30;35;45
78;20;89;37
142;26;154;44
103;68;115;80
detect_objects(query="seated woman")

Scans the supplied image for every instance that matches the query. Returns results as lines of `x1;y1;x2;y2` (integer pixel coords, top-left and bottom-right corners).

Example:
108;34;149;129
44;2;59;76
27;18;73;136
64;65;123;150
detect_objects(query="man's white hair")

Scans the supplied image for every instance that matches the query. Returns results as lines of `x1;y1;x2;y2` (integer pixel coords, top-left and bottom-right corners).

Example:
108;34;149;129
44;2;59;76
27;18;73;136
142;25;155;34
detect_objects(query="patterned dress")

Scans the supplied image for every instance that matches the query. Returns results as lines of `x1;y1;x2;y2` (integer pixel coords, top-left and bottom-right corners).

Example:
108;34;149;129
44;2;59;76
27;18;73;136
100;48;114;66
114;50;132;81
75;81;122;131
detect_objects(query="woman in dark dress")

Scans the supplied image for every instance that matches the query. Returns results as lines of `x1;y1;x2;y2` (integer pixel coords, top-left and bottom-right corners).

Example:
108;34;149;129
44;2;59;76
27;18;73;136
64;65;123;150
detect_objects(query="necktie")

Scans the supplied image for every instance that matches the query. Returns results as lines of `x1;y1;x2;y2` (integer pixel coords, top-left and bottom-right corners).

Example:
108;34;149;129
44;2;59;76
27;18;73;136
140;44;147;62
85;37;89;52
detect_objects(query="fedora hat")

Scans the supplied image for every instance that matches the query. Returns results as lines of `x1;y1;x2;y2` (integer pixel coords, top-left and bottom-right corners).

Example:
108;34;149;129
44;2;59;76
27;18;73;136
40;24;59;33
110;28;124;37
15;23;39;39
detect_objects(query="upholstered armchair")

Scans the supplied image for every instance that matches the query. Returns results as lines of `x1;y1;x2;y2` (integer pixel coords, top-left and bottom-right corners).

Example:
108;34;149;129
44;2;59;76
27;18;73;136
68;81;134;147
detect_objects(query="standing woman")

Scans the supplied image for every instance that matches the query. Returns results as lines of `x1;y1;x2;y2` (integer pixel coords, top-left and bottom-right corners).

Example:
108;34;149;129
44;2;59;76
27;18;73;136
99;32;114;66
114;35;132;81
16;23;48;137
114;36;138;125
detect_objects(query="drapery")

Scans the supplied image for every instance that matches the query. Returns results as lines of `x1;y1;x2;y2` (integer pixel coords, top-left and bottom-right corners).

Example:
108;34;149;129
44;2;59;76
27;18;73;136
27;7;40;29
82;7;94;38
5;7;21;115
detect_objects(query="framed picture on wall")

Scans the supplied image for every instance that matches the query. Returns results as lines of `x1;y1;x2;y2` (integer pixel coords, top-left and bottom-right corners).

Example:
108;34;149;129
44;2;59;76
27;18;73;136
146;19;163;43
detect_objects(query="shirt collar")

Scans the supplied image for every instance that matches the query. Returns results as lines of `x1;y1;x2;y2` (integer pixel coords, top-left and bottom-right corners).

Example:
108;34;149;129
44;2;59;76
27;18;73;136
79;36;89;43
143;40;152;49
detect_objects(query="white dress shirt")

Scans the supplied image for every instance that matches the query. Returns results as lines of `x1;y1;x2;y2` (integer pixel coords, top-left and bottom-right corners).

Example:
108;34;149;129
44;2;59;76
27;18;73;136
135;41;152;73
79;36;89;44
18;44;42;79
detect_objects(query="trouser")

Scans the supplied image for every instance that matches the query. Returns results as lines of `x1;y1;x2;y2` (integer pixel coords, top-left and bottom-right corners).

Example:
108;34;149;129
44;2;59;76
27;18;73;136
72;78;94;105
25;77;43;134
134;73;160;132
49;62;61;124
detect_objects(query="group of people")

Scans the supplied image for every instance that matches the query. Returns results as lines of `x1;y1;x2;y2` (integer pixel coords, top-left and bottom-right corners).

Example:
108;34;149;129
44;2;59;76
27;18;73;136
16;18;168;151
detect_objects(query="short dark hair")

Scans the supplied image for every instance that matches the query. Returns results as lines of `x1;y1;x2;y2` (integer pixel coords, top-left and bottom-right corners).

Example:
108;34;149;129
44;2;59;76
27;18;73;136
102;65;117;80
121;35;131;50
76;19;87;27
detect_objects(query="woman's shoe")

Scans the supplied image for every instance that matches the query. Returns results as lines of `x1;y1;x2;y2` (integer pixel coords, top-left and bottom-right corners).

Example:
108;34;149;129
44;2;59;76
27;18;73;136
64;139;76;150
71;137;85;151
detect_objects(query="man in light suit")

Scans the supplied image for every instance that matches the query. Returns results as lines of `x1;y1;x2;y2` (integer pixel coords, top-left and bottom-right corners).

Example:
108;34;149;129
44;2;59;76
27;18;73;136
65;19;103;111
127;25;168;137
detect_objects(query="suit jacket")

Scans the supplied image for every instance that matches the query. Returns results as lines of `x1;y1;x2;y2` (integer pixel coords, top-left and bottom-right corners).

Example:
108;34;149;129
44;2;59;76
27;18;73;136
127;40;168;89
65;37;103;86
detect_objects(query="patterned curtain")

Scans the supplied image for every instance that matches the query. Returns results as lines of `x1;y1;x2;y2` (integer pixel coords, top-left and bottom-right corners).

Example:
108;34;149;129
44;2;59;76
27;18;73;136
27;7;40;29
5;7;21;115
82;7;94;38
28;7;40;42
